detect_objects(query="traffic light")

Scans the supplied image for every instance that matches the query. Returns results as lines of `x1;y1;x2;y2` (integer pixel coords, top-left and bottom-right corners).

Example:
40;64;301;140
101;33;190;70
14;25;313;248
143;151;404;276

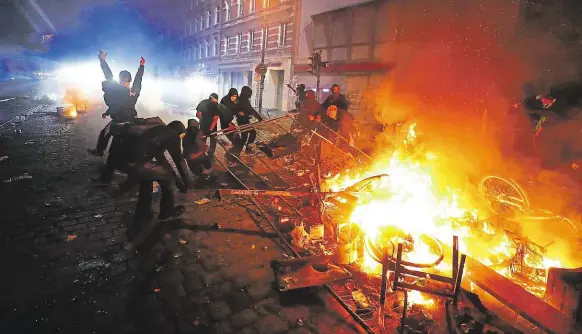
307;51;329;76
308;52;318;75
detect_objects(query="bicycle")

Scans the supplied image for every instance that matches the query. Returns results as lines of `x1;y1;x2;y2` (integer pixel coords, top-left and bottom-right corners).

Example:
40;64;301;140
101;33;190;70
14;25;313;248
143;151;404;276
479;175;578;231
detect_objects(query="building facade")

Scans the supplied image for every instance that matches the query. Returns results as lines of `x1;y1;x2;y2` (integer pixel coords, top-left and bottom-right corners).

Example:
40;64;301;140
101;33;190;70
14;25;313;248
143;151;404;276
293;0;394;118
182;0;296;111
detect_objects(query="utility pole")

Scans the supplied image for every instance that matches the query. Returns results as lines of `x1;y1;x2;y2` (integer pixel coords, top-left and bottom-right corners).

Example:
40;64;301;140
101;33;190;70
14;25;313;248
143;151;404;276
257;3;269;116
308;50;329;101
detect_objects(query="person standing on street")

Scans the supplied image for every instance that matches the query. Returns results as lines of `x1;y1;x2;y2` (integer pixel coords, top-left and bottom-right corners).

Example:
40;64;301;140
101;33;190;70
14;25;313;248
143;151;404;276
196;93;221;158
88;50;145;158
219;88;238;142
234;86;263;152
321;84;349;114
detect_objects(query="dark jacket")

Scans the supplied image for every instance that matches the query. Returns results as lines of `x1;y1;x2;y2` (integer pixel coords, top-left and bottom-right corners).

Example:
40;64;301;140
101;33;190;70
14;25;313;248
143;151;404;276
321;93;349;113
196;99;221;134
235;86;263;125
298;90;320;126
115;124;188;190
219;88;237;128
183;119;207;159
100;59;144;122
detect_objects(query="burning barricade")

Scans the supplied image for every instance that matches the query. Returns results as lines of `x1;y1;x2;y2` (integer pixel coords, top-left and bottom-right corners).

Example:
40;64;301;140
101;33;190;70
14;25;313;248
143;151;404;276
215;115;582;332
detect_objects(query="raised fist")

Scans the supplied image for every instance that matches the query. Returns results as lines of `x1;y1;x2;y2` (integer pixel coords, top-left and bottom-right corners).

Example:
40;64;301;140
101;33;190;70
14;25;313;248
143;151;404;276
140;57;146;66
98;50;108;60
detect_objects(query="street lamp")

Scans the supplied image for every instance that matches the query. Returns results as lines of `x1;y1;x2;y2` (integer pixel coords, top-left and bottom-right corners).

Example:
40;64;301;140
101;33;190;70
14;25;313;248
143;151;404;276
257;2;269;116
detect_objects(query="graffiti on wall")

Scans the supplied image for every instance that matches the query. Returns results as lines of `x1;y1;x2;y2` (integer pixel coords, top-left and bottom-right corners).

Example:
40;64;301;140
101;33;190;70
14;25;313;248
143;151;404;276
346;88;365;116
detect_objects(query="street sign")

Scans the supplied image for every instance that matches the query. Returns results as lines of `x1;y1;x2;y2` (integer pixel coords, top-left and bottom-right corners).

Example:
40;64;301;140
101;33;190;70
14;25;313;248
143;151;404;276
255;63;268;75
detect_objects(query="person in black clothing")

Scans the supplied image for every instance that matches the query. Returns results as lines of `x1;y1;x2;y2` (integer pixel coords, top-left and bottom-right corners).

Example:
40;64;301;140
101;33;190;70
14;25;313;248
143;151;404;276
111;120;189;221
233;86;263;154
219;88;238;142
321;84;349;113
196;93;221;157
183;119;212;180
88;50;145;157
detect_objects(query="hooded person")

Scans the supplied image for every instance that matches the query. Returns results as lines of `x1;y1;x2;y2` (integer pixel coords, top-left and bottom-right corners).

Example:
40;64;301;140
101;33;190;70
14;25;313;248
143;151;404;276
235;86;263;152
104;120;189;221
196;93;221;157
183;118;212;180
219;88;238;142
220;88;238;127
88;50;145;158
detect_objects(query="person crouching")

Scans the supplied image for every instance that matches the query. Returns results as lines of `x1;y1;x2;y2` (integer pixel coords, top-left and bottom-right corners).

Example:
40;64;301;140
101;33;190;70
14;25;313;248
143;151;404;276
183;119;212;182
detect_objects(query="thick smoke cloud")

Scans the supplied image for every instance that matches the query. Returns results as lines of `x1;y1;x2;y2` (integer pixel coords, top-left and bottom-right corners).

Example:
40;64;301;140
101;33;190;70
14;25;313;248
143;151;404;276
365;0;582;262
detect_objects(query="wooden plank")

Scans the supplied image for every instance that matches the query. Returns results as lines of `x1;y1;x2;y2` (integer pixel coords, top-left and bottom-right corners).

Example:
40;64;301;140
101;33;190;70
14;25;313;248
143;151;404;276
464;256;581;334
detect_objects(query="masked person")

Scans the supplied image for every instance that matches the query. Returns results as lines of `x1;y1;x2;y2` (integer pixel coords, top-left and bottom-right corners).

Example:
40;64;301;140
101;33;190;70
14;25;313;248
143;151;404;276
111;120;189;221
88;50;145;157
233;86;263;153
183;119;212;181
196;93;221;157
219;88;238;142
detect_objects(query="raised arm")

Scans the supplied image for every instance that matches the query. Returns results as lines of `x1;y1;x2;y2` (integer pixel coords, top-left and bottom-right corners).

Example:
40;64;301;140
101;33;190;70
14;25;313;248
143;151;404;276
98;50;113;81
132;57;146;95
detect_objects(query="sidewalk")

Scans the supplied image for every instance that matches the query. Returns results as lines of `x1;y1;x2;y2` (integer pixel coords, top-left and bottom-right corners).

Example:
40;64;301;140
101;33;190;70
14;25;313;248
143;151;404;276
0;107;363;334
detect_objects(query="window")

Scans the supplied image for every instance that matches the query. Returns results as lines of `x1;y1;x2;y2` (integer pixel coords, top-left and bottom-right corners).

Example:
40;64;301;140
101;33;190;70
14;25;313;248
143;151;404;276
261;26;268;49
223;36;229;55
184;23;188;37
193;19;197;33
248;30;254;52
237;0;244;17
199;42;203;59
224;1;231;21
277;23;287;47
205;40;210;58
249;0;256;12
213;37;218;56
192;45;197;60
190;1;193;11
214;6;220;25
236;33;242;53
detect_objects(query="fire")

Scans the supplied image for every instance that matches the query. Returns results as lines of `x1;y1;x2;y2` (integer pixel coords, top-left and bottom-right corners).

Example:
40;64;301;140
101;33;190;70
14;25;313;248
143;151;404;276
408;291;434;306
326;122;564;298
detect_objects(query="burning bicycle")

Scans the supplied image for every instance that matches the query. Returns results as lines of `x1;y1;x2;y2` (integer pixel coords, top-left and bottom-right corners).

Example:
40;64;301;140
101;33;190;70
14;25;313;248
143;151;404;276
479;175;578;231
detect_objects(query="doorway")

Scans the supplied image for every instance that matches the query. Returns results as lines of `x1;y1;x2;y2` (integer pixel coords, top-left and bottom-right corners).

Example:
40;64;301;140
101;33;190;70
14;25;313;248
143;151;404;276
272;70;284;110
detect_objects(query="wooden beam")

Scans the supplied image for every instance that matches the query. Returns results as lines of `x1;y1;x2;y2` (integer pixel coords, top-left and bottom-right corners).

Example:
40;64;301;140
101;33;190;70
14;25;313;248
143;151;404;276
464;256;580;334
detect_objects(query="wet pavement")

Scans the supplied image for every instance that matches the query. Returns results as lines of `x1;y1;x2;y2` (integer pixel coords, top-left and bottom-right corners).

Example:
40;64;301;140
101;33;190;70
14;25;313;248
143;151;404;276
0;104;363;334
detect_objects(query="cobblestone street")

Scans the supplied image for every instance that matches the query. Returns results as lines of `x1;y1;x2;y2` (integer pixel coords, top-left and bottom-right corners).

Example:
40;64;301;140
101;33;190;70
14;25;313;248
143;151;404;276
0;106;363;334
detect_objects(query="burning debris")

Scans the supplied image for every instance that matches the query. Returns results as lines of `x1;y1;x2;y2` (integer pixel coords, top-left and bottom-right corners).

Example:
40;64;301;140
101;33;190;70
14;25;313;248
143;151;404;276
214;115;580;332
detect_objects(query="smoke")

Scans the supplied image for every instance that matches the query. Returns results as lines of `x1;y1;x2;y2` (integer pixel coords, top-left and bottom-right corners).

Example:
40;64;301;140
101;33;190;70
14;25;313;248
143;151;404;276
43;2;181;69
364;0;582;257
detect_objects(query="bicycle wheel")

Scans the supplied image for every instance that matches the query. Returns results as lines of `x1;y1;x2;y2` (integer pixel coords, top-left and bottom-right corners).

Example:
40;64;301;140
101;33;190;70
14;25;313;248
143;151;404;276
480;176;529;215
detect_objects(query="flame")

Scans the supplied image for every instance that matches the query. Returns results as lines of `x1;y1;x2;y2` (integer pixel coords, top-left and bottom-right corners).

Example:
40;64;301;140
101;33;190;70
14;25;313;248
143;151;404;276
408;291;434;306
326;123;564;298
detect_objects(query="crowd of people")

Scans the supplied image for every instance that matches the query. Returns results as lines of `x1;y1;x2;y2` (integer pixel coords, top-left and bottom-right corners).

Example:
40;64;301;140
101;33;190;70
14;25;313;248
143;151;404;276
82;51;361;225
84;51;281;223
293;83;357;145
